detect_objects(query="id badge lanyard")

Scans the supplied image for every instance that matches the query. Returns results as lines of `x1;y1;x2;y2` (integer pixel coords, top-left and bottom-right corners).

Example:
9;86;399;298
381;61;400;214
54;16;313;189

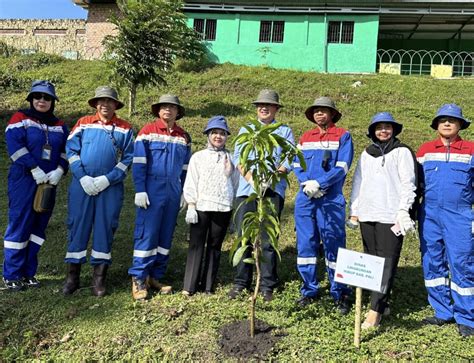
41;124;52;161
102;123;122;163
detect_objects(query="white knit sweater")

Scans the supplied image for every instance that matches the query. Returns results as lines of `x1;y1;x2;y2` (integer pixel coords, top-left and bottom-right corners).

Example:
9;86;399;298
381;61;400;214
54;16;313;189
183;148;240;212
350;147;416;223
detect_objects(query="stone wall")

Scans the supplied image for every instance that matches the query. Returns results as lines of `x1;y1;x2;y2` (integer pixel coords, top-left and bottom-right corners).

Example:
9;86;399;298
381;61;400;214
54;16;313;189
0;19;86;59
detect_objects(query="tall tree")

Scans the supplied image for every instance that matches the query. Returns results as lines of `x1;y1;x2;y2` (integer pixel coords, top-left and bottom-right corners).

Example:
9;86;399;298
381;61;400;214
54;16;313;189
104;0;204;116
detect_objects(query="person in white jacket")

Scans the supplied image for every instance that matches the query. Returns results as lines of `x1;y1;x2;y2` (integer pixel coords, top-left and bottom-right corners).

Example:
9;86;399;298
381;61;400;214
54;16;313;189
348;112;417;329
182;116;239;295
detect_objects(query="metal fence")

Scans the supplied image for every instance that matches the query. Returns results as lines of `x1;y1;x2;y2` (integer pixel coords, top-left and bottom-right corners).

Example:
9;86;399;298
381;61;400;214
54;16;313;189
377;49;474;77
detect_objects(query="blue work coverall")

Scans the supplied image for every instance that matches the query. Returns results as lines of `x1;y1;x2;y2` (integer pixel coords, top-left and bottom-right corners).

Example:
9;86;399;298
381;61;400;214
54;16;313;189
293;123;354;301
129;118;191;280
417;137;474;328
4;111;68;280
65;113;134;265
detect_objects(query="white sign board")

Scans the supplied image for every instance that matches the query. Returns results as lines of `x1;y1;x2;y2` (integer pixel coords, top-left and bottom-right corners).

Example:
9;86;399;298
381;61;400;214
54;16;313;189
334;248;386;293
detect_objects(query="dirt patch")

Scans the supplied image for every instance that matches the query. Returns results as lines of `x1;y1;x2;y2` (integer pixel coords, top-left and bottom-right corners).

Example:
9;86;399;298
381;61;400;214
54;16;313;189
218;319;284;360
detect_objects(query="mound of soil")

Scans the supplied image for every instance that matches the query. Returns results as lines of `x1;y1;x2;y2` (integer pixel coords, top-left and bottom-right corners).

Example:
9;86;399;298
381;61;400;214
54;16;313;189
218;319;284;360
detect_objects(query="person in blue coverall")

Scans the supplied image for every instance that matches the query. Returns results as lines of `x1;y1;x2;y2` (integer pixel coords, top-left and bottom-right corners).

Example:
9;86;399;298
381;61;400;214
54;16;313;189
3;80;68;290
63;86;134;297
293;97;354;314
227;89;294;303
129;94;191;300
417;104;474;338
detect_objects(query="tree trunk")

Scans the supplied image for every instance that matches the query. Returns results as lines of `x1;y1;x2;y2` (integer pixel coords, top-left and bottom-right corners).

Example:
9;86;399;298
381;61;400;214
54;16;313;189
128;83;137;118
250;240;261;338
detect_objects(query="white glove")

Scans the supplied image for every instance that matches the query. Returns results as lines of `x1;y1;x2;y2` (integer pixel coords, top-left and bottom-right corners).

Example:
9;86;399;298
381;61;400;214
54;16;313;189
31;166;48;184
134;192;150;209
46;167;64;185
185;205;198;224
180;194;187;211
93;175;110;193
396;210;415;236
301;180;320;198
313;189;325;199
346;219;359;230
80;176;100;196
260;180;270;191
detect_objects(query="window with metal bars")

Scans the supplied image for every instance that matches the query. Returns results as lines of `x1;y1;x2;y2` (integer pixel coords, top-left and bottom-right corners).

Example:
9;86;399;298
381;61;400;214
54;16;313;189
193;18;217;41
259;20;285;43
327;21;354;44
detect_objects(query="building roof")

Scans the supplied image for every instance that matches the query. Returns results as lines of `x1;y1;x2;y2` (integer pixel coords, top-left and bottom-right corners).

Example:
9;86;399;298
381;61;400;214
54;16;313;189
73;0;474;39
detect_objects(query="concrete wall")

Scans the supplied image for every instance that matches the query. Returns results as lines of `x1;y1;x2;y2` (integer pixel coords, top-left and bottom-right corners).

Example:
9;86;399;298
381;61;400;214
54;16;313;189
185;12;380;73
0;19;86;59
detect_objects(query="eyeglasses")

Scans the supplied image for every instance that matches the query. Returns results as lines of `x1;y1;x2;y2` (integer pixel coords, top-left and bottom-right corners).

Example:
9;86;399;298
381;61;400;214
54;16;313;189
32;93;53;102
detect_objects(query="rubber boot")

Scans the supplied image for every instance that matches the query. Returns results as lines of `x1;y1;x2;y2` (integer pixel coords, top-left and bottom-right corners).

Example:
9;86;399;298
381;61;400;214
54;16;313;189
63;263;81;295
91;264;108;297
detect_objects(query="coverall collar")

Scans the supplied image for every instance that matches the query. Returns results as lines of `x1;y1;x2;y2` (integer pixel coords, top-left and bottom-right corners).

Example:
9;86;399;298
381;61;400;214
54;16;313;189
435;135;463;149
311;122;337;135
155;117;182;134
92;112;119;125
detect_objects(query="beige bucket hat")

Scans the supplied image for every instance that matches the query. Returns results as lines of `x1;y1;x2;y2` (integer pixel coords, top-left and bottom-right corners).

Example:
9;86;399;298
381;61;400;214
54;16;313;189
305;96;342;123
151;94;185;120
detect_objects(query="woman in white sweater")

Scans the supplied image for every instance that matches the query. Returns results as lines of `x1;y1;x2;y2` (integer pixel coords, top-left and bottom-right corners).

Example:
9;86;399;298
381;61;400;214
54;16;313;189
182;116;239;295
348;112;417;329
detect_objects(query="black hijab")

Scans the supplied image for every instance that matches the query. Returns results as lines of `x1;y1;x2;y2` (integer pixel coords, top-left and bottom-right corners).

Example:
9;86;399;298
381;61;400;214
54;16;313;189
20;100;58;126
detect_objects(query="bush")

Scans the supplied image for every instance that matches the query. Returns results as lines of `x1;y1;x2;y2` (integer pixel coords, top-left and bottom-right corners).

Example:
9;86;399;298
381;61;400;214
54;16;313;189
0;41;20;58
9;52;65;72
174;54;216;73
0;70;30;91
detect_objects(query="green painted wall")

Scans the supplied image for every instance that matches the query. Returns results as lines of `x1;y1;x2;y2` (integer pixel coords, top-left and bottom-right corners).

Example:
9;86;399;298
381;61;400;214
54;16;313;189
185;12;379;73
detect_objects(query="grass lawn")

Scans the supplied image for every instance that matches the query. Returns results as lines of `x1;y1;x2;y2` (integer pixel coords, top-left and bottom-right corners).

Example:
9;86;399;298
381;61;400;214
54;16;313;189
0;56;473;360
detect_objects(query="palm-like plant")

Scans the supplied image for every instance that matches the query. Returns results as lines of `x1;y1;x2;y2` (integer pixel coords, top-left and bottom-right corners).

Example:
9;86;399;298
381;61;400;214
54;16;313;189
230;120;305;337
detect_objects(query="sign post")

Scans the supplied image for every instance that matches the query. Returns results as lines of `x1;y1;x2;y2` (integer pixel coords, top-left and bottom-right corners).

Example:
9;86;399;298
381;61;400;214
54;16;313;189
335;248;386;348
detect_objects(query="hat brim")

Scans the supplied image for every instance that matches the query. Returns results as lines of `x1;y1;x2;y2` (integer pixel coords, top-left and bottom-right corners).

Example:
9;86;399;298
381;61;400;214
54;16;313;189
151;102;185;120
252;100;283;108
88;97;124;110
431;115;469;130
305;106;342;123
26;90;59;102
203;127;230;135
367;121;403;139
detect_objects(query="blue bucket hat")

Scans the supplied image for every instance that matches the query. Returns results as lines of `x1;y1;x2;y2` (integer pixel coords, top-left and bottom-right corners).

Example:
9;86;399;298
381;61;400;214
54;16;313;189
26;80;59;101
367;112;403;140
431;103;470;130
203;115;230;135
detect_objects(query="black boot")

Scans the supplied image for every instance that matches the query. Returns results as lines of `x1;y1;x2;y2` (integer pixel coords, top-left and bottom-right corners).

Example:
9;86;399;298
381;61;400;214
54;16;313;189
63;263;81;295
92;264;108;297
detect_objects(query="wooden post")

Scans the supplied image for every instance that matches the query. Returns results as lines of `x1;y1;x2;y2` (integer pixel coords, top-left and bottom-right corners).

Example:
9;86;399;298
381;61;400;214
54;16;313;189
354;287;362;348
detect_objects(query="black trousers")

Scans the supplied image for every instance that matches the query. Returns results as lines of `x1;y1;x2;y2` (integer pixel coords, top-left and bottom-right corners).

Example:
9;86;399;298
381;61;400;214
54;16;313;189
233;191;284;292
360;222;404;314
183;210;232;293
